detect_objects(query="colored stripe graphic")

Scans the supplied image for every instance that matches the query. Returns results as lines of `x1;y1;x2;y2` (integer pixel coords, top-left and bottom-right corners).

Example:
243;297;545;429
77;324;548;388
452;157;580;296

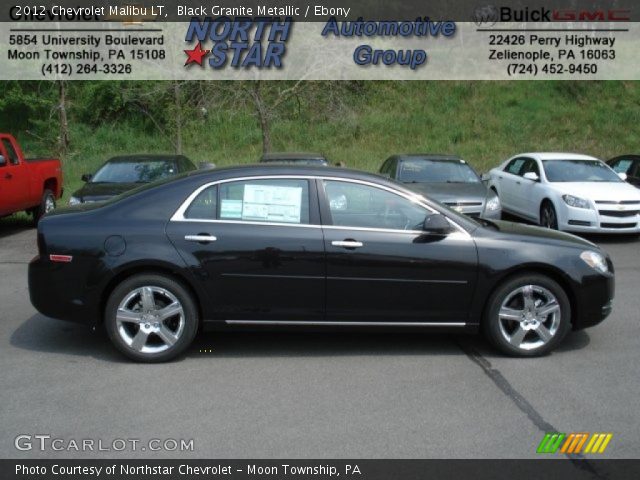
584;433;613;454
537;433;566;453
560;433;589;454
538;433;613;454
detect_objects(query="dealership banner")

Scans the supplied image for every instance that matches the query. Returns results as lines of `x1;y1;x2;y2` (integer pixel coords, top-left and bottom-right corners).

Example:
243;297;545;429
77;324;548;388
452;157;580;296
1;0;640;80
5;459;640;479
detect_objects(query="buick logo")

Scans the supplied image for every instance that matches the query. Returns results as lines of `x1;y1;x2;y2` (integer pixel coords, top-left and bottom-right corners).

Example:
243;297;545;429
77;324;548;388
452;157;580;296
473;5;499;26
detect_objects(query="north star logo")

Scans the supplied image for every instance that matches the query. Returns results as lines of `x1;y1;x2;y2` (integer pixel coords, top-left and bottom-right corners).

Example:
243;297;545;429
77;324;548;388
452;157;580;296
184;42;209;66
183;17;292;69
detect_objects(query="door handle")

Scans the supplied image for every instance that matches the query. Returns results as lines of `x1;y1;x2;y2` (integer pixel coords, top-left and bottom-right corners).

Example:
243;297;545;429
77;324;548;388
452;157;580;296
332;240;363;249
516;181;521;185
4;173;12;179
185;234;217;243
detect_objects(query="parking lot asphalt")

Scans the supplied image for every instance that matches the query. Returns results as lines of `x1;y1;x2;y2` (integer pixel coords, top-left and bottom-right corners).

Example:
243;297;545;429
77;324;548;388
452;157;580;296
0;218;638;460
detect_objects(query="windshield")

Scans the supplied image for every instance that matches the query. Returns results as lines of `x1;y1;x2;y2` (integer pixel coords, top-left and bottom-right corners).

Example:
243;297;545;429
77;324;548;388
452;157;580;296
91;159;177;183
542;160;622;183
398;159;480;183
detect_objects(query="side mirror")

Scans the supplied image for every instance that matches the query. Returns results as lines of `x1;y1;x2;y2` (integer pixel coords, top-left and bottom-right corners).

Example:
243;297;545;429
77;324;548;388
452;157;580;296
423;213;452;235
0;155;5;166
81;173;92;182
618;172;628;181
523;172;539;182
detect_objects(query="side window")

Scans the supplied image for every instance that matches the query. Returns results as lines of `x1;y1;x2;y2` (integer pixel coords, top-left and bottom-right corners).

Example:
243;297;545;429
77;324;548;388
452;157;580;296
520;159;539;176
219;179;310;224
323;180;427;231
185;185;218;220
1;139;19;165
179;156;194;172
610;158;633;174
380;159;395;177
505;158;525;175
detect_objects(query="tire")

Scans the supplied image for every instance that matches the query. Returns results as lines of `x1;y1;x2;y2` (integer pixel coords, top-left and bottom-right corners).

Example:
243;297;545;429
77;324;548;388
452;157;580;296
105;274;199;362
34;189;56;223
483;273;571;357
540;201;558;230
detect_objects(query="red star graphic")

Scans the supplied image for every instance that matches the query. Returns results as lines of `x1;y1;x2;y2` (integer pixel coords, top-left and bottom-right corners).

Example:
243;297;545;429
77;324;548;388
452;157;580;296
184;42;210;66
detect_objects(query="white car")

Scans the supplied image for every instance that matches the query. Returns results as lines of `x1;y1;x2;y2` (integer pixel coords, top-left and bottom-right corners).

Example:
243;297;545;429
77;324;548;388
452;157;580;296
487;153;640;234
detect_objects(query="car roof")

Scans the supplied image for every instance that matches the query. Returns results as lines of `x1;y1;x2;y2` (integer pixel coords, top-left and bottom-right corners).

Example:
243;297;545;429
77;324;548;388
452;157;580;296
609;154;640;161
514;152;600;161
260;152;326;160
182;163;378;181
394;154;462;162
108;154;185;163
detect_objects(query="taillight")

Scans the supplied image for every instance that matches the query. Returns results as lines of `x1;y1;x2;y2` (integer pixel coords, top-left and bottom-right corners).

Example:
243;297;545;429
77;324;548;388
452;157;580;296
49;254;73;263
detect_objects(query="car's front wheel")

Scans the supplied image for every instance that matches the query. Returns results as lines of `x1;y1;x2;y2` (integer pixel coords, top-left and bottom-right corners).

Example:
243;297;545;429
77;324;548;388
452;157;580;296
483;273;571;357
540;201;558;230
105;274;199;362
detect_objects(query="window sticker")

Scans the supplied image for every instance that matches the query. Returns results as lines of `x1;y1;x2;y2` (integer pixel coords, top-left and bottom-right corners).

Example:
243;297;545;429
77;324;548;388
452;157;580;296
242;184;303;223
220;199;243;219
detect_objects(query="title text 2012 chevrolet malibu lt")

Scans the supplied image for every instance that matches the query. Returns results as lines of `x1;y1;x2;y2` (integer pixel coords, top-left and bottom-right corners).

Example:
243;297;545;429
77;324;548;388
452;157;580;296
29;166;614;362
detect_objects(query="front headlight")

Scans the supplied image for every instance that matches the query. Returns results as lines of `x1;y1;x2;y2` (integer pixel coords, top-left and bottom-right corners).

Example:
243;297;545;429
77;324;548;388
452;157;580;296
68;196;81;206
580;250;608;274
562;194;591;209
485;195;501;212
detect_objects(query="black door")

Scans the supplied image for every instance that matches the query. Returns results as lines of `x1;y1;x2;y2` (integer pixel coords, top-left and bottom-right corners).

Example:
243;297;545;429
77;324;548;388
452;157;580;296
166;177;325;321
319;179;478;324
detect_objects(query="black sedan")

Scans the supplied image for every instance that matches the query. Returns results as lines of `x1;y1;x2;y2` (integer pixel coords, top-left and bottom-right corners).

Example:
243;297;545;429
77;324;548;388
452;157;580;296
607;155;640;188
380;154;501;219
69;154;197;205
29;166;614;362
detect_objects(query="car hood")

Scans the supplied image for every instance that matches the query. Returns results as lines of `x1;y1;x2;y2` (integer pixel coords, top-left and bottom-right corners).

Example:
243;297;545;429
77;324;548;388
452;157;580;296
548;181;640;201
482;219;596;248
73;182;142;202
402;182;488;203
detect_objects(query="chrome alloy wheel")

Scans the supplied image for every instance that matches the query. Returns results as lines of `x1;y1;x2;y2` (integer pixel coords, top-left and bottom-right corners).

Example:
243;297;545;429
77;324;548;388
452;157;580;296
115;286;185;354
497;285;561;351
541;204;557;229
44;195;55;213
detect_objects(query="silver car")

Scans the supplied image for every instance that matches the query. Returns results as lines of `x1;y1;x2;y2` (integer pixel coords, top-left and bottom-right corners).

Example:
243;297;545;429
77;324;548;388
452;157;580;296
380;154;501;219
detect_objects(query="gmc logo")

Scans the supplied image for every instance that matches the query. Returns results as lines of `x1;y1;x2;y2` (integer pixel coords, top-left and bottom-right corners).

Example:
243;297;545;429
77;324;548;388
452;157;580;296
553;9;631;21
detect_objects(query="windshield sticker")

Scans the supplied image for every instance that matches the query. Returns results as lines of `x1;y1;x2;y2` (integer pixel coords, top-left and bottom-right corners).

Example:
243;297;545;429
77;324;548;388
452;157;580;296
242;184;303;223
220;199;243;219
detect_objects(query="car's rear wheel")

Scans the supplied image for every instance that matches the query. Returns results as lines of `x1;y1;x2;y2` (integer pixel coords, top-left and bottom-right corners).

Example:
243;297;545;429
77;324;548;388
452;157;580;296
483;273;571;357
33;189;56;223
105;274;199;362
540;201;558;230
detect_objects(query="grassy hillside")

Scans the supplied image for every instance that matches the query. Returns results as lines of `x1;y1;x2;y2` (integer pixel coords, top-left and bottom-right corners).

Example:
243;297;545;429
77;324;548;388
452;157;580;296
12;81;640;203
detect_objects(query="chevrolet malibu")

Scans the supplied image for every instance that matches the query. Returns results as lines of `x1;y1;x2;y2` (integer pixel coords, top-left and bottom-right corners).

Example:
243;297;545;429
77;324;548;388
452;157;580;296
487;153;640;233
29;166;614;362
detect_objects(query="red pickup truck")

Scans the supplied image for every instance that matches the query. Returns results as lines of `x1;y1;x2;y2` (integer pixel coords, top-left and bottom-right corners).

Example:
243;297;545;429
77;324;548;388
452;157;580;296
0;133;63;222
